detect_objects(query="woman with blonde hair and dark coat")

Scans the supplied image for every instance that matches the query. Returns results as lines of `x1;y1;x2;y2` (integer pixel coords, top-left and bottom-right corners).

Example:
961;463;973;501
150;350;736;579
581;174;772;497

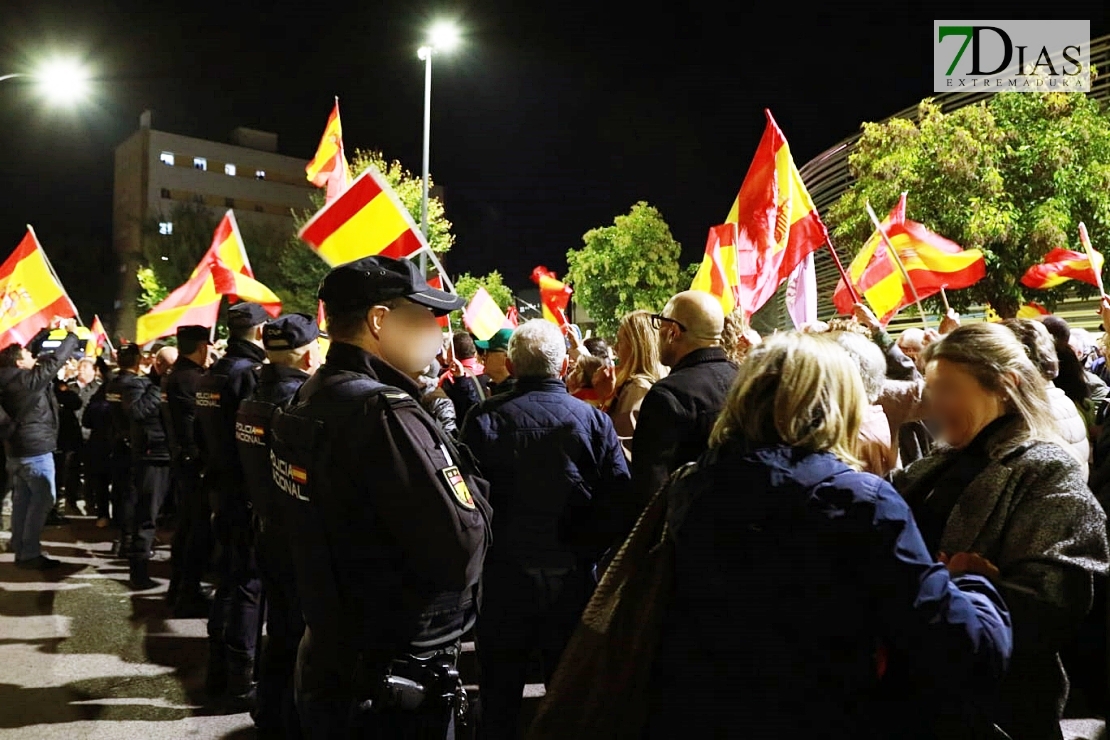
896;323;1109;740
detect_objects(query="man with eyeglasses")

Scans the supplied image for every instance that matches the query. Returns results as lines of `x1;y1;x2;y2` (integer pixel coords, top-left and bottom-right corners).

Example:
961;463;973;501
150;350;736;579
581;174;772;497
623;291;737;533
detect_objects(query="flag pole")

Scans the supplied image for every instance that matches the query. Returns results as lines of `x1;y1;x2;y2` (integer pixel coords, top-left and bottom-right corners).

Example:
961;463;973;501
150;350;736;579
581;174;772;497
825;236;860;304
1079;222;1106;296
26;225;84;326
730;222;749;331
865;202;930;330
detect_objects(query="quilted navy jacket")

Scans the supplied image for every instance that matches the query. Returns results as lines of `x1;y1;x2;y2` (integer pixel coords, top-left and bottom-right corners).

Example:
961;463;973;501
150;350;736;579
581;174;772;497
461;377;630;569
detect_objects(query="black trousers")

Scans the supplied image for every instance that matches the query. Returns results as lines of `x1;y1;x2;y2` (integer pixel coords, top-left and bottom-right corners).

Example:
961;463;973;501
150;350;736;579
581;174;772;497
170;463;212;593
476;564;590;740
208;495;262;654
255;522;305;736
85;446;112;520
128;461;170;560
109;449;131;530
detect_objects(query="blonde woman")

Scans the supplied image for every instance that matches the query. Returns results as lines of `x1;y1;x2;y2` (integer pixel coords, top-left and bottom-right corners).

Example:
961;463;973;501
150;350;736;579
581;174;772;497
647;333;1012;739
896;323;1109;740
593;310;666;460
721;307;762;365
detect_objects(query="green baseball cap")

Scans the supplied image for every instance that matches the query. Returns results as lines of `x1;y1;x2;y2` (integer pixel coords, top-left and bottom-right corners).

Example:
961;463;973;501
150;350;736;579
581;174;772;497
474;328;513;353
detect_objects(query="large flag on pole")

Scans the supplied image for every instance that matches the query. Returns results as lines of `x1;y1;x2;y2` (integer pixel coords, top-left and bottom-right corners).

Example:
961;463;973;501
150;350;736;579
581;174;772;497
833;193;986;324
531;267;572;327
462;287;508;341
305;98;352;206
136;211;281;345
690;224;741;315
86;314;108;358
0;227;78;347
726;110;830;319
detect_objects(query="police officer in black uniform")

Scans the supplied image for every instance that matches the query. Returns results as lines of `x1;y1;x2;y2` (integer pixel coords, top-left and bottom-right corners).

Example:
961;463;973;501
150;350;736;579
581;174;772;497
269;257;492;739
125;345;174;589
196;302;269;703
236;313;322;737
162;324;213;618
104;345;145;560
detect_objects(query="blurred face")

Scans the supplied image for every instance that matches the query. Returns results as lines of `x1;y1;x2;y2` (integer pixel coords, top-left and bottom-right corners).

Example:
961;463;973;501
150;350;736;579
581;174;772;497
925;358;1008;449
16;349;34;370
77;362;96;384
615;326;630;366
373;299;445;376
304;341;323;375
484;350;509;380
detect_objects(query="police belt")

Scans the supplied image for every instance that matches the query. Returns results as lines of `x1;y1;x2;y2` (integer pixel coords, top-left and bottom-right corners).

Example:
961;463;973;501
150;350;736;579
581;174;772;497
355;644;466;715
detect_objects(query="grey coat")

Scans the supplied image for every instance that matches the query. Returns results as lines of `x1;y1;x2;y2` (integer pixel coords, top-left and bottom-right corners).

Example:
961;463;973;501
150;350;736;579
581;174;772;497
896;433;1109;740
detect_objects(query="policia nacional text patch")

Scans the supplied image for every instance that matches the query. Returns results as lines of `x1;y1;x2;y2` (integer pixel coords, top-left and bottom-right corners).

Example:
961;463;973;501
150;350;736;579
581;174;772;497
441;466;475;509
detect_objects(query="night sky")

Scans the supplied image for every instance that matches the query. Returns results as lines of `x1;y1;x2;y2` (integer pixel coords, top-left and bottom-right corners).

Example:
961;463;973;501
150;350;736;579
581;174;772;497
0;2;1107;321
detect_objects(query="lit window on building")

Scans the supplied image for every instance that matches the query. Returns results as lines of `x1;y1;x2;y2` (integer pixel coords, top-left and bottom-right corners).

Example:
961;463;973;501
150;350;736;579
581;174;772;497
193;157;207;171
159;152;174;166
160;188;170;199
224;163;237;176
158;222;173;235
255;170;266;180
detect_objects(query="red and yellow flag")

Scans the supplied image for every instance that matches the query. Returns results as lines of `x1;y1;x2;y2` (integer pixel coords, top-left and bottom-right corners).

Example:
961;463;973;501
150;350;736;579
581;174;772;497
0;227;78;348
429;275;450;329
1021;247;1104;290
531;267;572;326
86;314;108;358
298;168;426;267
137;211;281;345
726;110;829;318
690;224;741;315
306;99;352;204
833;194;986;324
462;287;508;341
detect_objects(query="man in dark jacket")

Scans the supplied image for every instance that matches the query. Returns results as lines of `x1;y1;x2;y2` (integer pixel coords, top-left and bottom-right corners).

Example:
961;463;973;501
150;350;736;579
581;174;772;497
461;319;629;740
627;291;736;530
162;324;213;616
0;319;79;569
195;302;270;702
236;313;321;737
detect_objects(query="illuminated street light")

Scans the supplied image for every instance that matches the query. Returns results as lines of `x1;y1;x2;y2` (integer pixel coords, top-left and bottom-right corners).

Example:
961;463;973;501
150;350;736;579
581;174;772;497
0;57;91;106
417;21;461;272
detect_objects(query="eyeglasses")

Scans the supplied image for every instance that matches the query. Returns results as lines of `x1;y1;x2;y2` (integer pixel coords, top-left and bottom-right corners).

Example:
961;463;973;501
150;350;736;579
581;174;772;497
650;314;687;332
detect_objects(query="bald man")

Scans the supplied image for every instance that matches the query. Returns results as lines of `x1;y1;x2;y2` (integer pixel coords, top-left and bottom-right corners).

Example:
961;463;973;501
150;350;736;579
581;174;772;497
624;291;738;532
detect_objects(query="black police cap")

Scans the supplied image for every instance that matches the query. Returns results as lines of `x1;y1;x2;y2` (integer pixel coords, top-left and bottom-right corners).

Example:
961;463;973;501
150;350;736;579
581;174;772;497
263;314;321;351
176;325;211;342
117;343;142;368
227;302;271;328
317;256;465;317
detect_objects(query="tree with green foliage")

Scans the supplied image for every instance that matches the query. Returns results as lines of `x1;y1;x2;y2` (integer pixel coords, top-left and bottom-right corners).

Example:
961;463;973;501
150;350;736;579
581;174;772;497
829;90;1110;318
566;202;686;337
450;271;515;325
280;148;455;314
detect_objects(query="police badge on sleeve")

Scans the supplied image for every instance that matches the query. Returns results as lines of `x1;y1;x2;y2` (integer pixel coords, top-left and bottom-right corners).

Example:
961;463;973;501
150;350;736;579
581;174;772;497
440;466;476;510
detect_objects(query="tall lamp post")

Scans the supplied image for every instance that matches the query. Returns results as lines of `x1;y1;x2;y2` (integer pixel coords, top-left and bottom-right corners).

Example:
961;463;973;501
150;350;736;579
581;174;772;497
417;22;460;274
0;58;91;105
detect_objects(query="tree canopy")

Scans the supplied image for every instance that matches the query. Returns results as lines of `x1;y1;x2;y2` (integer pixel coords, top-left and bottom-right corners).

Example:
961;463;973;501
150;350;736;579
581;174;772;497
829;90;1110;318
566;201;686;337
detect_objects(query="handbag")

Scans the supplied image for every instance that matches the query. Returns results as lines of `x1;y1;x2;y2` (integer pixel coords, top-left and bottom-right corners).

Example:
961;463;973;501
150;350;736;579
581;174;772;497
526;463;697;739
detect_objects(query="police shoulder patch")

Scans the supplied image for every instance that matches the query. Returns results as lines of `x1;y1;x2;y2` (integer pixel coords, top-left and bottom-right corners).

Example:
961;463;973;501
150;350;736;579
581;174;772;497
440;466;475;509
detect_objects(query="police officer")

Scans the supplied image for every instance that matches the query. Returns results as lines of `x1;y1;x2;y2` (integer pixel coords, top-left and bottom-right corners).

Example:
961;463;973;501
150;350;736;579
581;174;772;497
195;302;269;703
269;257;492;739
124;345;175;589
162;324;213;618
104;345;145;560
236;313;322;737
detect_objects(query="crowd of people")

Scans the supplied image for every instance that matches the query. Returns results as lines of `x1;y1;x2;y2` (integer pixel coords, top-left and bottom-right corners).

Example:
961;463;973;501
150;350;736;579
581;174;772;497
4;255;1110;739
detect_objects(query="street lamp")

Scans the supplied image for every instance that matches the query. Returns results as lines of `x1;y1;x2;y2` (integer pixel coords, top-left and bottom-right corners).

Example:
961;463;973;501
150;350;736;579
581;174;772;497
417;21;460;271
0;57;91;106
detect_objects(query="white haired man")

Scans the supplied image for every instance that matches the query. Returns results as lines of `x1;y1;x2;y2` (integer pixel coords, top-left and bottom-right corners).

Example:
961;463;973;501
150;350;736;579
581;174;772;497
460;319;630;738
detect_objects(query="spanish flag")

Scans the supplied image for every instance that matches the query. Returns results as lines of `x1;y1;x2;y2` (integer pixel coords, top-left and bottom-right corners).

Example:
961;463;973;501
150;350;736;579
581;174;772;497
136;211;281;345
0;227;79;348
305;98;352;205
833;194;986;324
726;110;829;318
462;287;507;341
531;267;572;326
1021;247;1104;290
298;167;426;267
690;224;741;315
86;314;108;358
